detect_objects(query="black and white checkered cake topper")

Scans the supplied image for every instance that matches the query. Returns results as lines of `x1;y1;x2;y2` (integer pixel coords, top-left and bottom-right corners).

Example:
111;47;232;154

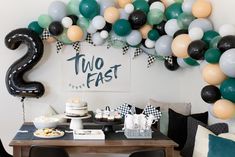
116;103;132;117
143;105;162;121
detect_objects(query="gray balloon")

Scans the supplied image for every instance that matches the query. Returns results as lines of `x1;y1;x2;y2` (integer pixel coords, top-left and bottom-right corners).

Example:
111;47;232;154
219;48;235;78
92;32;105;45
48;1;67;21
140;45;157;56
99;0;115;15
189;18;213;32
182;0;196;14
177;58;190;68
155;35;173;56
126;30;142;46
119;9;129;20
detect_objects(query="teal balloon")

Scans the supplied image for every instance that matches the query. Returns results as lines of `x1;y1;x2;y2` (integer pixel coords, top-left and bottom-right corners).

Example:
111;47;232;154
67;0;81;15
56;29;73;45
220;78;235;103
38;14;53;29
113;19;132;37
147;9;164;25
183;57;199;66
202;30;220;44
165;3;183;20
148;29;160;41
177;13;195;29
77;16;90;29
28;21;44;35
209;36;221;48
204;48;222;64
133;0;150;14
79;0;100;19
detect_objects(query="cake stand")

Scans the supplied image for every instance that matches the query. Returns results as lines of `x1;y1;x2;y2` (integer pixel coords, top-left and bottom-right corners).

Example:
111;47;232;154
64;114;91;130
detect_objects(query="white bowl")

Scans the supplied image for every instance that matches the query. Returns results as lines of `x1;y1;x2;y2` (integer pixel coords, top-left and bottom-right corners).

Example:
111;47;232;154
33;116;59;129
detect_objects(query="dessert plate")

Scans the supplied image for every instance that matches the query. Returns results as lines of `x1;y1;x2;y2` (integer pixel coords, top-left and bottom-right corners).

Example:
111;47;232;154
33;128;64;139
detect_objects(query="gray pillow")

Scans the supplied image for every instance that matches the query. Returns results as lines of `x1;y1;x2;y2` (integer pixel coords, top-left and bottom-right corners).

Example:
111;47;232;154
180;117;228;157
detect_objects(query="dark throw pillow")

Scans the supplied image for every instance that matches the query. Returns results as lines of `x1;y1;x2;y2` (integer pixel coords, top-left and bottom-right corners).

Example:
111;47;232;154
167;109;208;150
180;117;228;157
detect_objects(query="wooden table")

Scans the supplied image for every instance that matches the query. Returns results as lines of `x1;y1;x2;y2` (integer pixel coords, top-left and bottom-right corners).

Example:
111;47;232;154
10;123;178;157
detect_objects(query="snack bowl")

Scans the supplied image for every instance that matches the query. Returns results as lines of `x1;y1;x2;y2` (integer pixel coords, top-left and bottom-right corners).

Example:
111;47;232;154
33;116;59;129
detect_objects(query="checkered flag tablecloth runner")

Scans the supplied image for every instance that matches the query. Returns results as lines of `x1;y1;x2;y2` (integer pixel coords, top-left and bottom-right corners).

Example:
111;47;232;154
143;105;162;121
147;55;156;67
133;48;143;58
164;56;173;65
86;33;94;45
116;103;132;117
56;40;64;53
122;45;129;55
72;41;80;53
41;29;51;40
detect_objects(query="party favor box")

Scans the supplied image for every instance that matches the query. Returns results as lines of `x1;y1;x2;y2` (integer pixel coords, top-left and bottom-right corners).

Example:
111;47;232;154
73;129;105;140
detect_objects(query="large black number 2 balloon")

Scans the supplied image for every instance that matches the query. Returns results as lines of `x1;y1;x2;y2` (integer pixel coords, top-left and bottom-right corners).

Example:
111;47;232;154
5;28;45;98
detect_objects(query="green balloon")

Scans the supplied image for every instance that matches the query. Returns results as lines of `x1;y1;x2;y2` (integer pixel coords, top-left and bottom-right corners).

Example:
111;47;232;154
165;3;183;20
175;0;183;2
220;78;235;103
209;36;221;48
67;0;81;15
38;14;53;29
79;0;100;20
202;30;220;44
205;48;222;64
113;19;131;37
177;13;195;29
183;57;199;66
56;29;73;45
133;0;150;14
28;21;43;35
147;9;164;25
148;29;160;41
77;16;90;29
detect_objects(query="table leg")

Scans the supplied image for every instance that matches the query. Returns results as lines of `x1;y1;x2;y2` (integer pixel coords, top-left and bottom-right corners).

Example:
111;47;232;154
13;146;22;157
165;147;174;157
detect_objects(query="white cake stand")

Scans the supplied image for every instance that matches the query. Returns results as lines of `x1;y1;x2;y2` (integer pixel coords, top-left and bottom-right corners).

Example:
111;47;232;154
64;114;91;130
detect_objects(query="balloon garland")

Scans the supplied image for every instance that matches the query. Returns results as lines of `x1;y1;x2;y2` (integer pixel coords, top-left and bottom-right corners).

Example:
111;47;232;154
5;0;235;120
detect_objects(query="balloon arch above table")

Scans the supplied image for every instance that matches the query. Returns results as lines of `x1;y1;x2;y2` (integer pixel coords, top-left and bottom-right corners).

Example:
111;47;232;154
4;0;235;120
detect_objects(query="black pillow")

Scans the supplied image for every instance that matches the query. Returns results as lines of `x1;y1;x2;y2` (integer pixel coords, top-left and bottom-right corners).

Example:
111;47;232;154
180;117;228;157
167;109;208;150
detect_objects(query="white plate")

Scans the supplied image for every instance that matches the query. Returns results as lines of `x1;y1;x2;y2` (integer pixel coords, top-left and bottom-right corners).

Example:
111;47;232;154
33;129;65;139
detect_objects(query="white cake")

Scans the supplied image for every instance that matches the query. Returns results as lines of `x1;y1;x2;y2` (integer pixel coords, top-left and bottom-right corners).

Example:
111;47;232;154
65;99;88;117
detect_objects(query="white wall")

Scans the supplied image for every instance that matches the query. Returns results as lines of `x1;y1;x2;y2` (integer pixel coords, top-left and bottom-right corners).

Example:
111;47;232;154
0;0;235;154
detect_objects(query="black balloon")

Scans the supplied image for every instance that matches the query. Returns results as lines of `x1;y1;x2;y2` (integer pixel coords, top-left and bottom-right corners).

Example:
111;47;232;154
68;15;79;25
188;40;208;60
217;35;235;52
148;0;161;5
49;21;64;36
201;85;221;103
173;29;188;38
98;22;112;32
164;56;179;71
129;10;147;30
5;28;45;98
153;20;166;36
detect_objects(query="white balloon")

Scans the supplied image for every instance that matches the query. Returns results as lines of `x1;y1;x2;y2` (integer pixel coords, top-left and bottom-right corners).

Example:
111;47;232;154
99;0;115;15
182;0;196;14
126;30;142;46
61;17;73;28
165;19;180;37
119;9;129;20
100;30;109;39
145;39;156;49
91;16;106;30
87;23;97;34
189;27;204;41
150;2;165;12
92;32;105;45
219;24;235;37
219;48;235;78
189;18;213;32
124;3;134;14
177;58;191;68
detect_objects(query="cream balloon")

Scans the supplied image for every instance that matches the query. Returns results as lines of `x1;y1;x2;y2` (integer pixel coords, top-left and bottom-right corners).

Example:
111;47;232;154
192;0;212;18
67;26;84;42
117;0;132;8
172;34;191;58
213;99;235;120
104;7;120;24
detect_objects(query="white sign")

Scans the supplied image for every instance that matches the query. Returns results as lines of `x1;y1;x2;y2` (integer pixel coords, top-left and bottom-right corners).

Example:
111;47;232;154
60;44;131;92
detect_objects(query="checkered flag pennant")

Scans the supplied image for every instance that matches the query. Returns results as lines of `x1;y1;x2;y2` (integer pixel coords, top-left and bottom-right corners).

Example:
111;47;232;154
143;105;162;121
41;29;50;40
107;44;111;49
122;44;129;55
72;41;80;53
86;33;94;45
116;103;132;117
147;55;156;67
56;40;64;53
164;56;173;65
133;48;143;59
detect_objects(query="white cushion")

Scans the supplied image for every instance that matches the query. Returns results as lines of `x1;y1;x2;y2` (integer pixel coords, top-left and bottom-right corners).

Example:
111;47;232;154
219;133;235;141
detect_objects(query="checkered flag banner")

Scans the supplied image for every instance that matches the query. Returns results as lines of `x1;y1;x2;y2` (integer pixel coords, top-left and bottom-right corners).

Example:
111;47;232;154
72;41;80;53
143;105;162;121
86;33;94;45
116;103;132;117
107;44;111;49
147;55;156;67
133;48;143;59
164;56;173;65
41;29;50;40
56;40;64;53
122;44;129;55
